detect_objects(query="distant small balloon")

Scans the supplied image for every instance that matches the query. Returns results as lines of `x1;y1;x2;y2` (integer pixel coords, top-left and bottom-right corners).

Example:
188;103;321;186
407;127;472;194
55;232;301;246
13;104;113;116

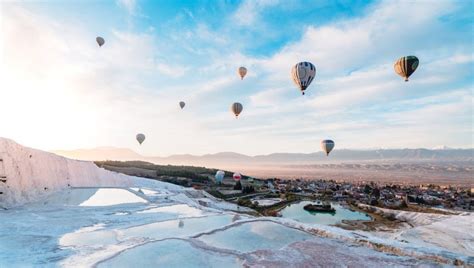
238;67;247;80
321;140;335;156
291;61;316;95
96;36;105;47
136;133;146;145
179;101;185;109
215;170;225;183
233;172;241;181
394;56;419;82
231;102;243;118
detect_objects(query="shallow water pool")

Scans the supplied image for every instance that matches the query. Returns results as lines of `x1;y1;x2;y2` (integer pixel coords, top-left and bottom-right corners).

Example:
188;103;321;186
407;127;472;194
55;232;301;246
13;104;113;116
280;201;371;225
198;221;314;253
98;239;241;268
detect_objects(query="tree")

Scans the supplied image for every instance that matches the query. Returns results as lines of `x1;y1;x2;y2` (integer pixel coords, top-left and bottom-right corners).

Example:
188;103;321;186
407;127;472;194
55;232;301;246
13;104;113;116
370;199;379;206
372;188;381;200
242;185;255;194
234;181;242;190
364;184;372;194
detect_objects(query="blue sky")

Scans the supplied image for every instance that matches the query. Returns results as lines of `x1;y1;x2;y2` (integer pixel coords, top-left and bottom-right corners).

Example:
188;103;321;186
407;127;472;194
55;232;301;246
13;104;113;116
0;0;472;155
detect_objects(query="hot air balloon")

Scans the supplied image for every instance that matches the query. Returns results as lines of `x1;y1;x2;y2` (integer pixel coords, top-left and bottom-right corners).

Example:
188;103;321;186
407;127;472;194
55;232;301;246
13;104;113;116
233;172;241;181
291;61;316;95
136;133;146;145
321;139;335;156
179;101;185;109
238;67;247;80
178;220;184;228
394;56;419;81
215;170;225;184
231;102;243;118
96;36;105;47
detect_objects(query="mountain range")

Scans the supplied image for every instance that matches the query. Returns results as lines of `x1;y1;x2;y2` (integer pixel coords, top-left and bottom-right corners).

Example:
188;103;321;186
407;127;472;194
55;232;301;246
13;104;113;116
52;147;474;168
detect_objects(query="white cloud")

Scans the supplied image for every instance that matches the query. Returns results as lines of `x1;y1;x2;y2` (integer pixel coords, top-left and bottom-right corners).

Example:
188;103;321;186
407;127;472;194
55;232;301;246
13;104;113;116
156;63;189;78
233;0;279;26
0;5;174;152
0;0;471;155
116;0;137;15
203;0;472;151
257;0;458;82
249;87;287;107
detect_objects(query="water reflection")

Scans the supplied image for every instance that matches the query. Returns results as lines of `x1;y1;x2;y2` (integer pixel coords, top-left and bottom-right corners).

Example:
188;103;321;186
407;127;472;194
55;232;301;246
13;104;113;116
198;221;313;253
79;188;147;207
280;201;370;225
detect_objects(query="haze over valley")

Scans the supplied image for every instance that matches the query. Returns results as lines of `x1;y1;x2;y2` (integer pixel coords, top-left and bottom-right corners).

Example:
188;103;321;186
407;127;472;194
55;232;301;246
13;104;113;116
53;147;474;186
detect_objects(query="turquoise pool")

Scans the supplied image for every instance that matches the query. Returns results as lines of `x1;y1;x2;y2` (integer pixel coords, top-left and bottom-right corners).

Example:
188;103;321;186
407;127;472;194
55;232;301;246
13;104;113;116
280;201;371;225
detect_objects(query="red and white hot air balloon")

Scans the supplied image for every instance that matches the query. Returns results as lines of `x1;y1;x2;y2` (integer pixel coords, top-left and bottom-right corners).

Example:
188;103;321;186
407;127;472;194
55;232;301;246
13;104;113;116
233;172;241;181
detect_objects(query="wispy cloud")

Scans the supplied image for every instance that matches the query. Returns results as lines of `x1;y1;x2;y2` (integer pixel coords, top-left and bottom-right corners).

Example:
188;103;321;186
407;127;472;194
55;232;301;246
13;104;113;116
156;63;189;78
1;0;472;154
116;0;137;15
233;0;279;26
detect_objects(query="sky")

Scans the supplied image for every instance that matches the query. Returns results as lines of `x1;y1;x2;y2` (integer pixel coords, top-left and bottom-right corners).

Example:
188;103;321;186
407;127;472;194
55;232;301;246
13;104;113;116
0;0;472;156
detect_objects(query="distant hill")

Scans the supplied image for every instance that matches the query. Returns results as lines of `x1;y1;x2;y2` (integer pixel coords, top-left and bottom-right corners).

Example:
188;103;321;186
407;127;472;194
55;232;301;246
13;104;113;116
52;147;474;168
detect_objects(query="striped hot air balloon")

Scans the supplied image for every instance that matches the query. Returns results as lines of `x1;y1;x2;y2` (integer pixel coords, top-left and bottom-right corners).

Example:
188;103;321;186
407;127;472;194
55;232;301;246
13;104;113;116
321;139;335;156
231;102;243;118
394;56;419;81
291;61;316;95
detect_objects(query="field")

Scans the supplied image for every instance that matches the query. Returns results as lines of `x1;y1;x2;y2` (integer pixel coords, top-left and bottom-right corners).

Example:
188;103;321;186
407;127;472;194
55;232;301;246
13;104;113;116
215;161;473;186
95;160;473;186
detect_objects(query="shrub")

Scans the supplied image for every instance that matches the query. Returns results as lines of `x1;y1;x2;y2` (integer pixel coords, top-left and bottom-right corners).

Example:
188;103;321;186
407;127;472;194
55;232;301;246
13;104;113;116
234;181;242;190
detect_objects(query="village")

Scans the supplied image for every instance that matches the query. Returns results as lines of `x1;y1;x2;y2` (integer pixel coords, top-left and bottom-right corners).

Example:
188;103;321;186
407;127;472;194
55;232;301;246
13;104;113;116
93;160;473;216
160;173;473;214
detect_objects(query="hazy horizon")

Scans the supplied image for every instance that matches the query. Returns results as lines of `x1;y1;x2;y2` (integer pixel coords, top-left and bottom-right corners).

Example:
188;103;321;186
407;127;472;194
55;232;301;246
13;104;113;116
51;144;474;158
1;0;472;155
50;143;472;163
52;143;472;186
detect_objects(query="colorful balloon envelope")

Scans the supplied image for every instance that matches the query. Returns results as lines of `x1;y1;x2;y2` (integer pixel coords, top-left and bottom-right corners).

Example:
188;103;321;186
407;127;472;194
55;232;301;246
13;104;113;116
291;61;316;95
321;139;335;156
233;172;241;181
394;56;419;81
